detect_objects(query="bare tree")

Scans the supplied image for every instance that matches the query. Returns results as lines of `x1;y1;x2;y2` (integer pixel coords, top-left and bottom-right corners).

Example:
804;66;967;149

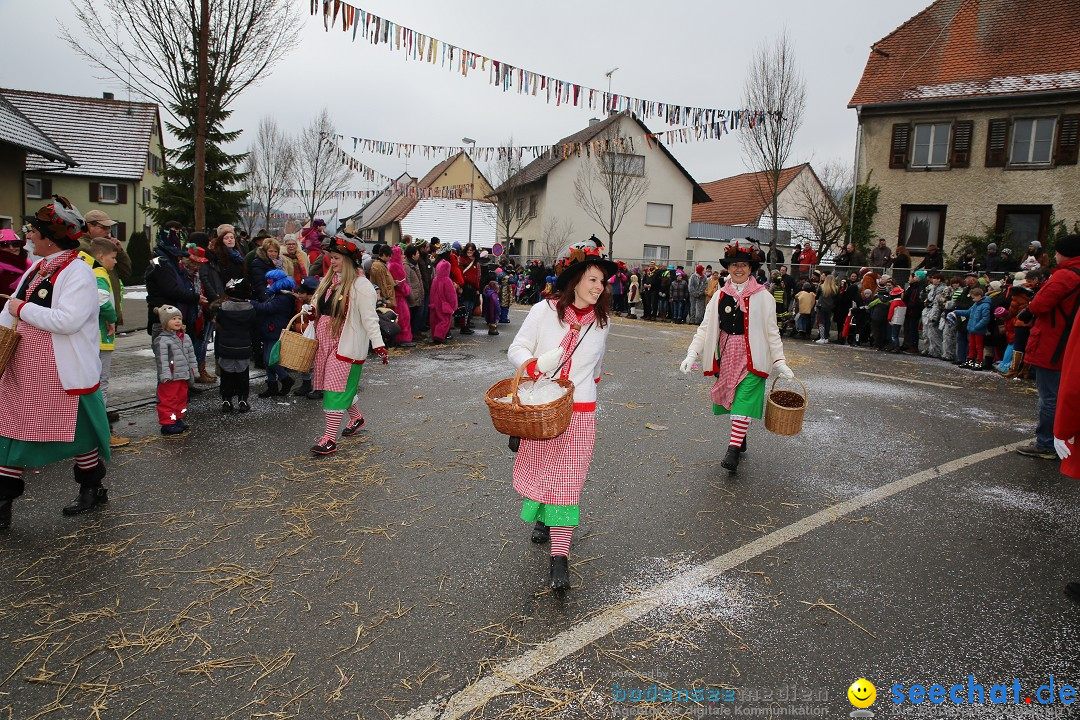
795;160;850;259
573;122;650;261
238;152;260;235
540;217;575;265
65;0;300;229
488;140;535;252
248;116;296;231
740;31;807;259
293;109;353;223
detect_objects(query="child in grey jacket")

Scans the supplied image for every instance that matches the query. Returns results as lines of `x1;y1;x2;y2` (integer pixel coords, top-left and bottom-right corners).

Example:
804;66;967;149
153;305;198;435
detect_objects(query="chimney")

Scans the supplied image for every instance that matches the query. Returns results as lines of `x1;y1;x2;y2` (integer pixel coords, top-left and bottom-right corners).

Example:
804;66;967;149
103;92;114;100
588;117;602;126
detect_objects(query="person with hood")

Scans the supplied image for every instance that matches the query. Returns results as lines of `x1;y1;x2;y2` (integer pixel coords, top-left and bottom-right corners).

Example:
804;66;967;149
508;252;615;591
253;269;297;397
0;197;112;527
951;286;991;368
248;238;282;302
1016;236;1080;459
308;236;388;456
301;219;327;257
627;272;641;318
429;257;458;344
0;228;30;295
1002;271;1038;377
145;221;202;337
688;265;707;324
681;242;794;474
921;272;948;357
670;269;689;323
387;245;414;347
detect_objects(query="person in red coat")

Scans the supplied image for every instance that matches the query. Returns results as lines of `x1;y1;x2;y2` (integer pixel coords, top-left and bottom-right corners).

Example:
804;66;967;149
1017;235;1080;460
0;229;30;295
1055;270;1080;604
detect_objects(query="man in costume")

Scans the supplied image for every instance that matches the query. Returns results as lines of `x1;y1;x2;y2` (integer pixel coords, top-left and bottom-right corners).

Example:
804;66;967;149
0;197;111;529
681;241;794;473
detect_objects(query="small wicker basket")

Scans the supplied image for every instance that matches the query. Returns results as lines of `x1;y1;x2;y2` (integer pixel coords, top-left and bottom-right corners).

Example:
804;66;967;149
277;313;318;372
484;360;575;440
763;376;807;436
0;322;18;379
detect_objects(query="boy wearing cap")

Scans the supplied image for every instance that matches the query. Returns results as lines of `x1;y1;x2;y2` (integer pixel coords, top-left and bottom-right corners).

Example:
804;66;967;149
88;240;129;448
83;209;130;326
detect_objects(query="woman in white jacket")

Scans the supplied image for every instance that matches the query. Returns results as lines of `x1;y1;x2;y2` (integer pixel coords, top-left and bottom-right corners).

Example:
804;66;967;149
681;243;794;474
507;252;615;590
308;236;388;456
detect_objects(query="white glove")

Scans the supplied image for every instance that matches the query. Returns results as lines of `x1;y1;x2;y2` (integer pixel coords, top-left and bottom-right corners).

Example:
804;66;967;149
1056;436;1073;461
535;347;564;374
301;304;314;315
679;356;696;374
774;361;795;379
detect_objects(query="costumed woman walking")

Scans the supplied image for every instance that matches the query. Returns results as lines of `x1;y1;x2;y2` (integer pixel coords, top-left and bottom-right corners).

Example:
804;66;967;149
507;249;614;590
308;236;388;456
0;197;112;528
680;242;794;474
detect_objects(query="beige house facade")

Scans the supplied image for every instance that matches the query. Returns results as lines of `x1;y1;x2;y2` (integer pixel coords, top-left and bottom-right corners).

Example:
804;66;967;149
849;0;1080;259
496;113;709;264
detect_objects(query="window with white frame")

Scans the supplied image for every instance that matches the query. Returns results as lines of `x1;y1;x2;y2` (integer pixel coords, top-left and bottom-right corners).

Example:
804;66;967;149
99;183;119;204
602;152;645;176
527;239;536;257
143;187;152;204
1011;117;1056;165
642;244;669;261
25;178;42;199
0;216;12;230
911;122;951;167
686;249;694;264
645;202;673;227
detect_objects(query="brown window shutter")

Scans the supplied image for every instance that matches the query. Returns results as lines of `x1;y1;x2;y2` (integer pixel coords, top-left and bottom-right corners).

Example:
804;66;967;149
889;124;911;168
41;179;52;198
985;119;1010;167
1055;114;1080;166
949;121;973;168
89;182;100;202
118;184;128;204
115;222;127;243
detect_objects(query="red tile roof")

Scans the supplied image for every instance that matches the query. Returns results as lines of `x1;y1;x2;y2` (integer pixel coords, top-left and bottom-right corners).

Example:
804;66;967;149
850;0;1080;107
691;165;807;225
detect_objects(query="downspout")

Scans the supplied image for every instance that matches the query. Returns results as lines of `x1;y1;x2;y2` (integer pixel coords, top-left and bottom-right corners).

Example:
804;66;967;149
848;105;862;245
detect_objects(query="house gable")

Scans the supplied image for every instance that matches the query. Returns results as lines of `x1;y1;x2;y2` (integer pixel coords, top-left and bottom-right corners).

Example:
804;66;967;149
692;165;808;226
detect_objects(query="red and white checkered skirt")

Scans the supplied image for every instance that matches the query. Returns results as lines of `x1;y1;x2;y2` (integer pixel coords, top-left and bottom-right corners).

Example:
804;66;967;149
0;321;78;442
512;411;596;505
312;315;351;393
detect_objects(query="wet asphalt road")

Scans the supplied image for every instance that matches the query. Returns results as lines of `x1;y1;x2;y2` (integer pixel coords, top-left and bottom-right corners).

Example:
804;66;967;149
1;308;1077;720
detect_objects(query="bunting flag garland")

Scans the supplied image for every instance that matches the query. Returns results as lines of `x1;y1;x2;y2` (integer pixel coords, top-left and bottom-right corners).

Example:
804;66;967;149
331;130;643;163
310;0;764;127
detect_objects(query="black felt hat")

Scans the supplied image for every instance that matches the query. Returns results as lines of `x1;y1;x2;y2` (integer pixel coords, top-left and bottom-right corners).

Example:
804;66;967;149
718;240;761;271
554;254;618;293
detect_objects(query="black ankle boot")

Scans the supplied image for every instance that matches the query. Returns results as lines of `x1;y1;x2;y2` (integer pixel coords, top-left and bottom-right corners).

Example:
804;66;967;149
293;379;313;396
550;555;570;590
258;381;279;398
278;377;295;395
0;499;12;529
740;437;748;453
721;446;741;473
531;520;550;544
63;485;108;516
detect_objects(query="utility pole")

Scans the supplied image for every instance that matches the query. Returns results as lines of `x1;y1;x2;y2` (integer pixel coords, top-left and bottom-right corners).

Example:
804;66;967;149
194;0;209;232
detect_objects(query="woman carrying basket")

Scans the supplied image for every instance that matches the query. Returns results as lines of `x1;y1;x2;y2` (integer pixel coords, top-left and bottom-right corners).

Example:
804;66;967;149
680;241;794;474
507;249;615;591
308;236;387;456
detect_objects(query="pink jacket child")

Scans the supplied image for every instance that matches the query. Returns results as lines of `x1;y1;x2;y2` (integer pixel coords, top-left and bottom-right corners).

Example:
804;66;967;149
387;246;413;343
429;260;459;344
0;229;30;295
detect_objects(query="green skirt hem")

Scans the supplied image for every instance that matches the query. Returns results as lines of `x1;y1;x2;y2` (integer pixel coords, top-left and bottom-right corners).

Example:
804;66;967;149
520;499;580;527
323;364;364;411
712;373;766;419
0;391;111;468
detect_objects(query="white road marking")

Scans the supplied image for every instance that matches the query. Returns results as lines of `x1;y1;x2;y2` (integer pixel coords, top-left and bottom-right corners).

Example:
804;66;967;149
397;442;1020;720
855;371;961;390
609;333;645;340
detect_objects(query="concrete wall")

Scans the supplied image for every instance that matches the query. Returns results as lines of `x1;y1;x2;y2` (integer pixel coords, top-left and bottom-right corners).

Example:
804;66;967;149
0;144;25;228
857;102;1080;256
516;115;696;263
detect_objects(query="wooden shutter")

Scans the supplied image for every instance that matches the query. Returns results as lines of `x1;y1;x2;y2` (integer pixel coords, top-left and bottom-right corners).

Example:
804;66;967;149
114;222;127;243
89;182;100;202
1055;114;1080;166
117;185;128;204
949;120;973;168
41;179;52;198
985;119;1010;167
889;124;911;168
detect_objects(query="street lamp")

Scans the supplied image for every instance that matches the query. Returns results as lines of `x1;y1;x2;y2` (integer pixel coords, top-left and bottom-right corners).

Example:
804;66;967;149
462;137;476;249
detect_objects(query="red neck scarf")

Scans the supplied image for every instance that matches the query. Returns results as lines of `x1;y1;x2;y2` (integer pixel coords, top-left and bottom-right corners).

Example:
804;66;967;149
556;302;595;379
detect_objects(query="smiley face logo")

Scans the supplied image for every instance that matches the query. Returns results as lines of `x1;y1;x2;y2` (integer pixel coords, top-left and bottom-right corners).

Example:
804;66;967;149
847;679;876;709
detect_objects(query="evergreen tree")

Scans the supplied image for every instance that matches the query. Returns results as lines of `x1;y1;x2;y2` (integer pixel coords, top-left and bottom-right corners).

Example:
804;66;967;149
149;88;247;231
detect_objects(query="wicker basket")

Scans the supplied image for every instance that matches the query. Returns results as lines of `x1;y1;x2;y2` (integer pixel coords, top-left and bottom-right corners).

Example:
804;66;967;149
484;360;575;440
0;322;18;379
277;313;318;372
764;376;807;436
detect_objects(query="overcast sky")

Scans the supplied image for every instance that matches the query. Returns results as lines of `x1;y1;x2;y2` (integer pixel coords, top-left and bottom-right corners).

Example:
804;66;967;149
4;0;932;218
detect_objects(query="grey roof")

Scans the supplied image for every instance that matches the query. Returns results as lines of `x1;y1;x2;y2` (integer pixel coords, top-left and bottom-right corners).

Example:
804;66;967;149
1;88;161;181
0;94;74;165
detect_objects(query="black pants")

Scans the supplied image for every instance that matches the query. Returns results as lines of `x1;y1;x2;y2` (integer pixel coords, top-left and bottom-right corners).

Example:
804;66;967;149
220;369;249;400
642;293;652;318
0;475;24;500
871;317;890;348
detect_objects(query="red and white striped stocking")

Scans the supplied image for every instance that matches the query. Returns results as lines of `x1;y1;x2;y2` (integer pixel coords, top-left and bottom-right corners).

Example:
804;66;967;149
74;450;99;471
322;411;344;443
550;526;573;557
729;415;751;448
